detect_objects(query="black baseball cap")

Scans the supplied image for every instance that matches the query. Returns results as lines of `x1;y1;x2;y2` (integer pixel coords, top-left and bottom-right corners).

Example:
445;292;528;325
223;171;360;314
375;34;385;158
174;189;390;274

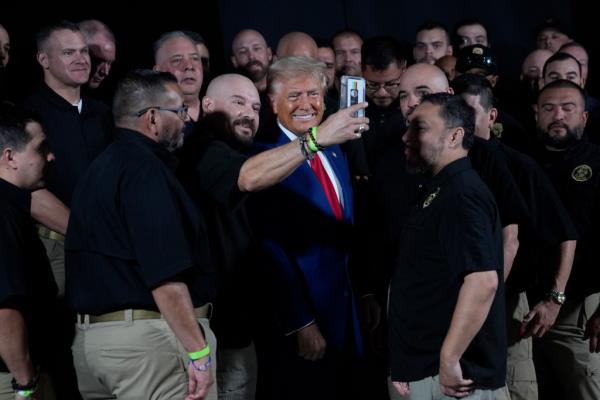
456;44;498;75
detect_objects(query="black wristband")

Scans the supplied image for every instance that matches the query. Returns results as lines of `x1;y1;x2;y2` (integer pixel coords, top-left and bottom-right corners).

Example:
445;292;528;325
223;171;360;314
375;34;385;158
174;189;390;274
11;371;39;391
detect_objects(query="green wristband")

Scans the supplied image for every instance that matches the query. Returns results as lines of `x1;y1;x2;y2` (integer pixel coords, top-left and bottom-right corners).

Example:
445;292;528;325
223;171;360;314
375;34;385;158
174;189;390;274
307;135;319;153
188;344;211;360
17;390;34;397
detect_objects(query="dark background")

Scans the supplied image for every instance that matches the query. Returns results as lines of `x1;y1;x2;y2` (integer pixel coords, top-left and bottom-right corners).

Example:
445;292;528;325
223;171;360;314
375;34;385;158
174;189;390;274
1;0;596;101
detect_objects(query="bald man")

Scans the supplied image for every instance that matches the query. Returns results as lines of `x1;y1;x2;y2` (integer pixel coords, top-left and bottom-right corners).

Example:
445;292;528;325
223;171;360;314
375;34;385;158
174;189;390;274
191;73;262;400
276;31;318;59
398;63;453;117
521;49;553;89
202;74;261;147
231;29;273;93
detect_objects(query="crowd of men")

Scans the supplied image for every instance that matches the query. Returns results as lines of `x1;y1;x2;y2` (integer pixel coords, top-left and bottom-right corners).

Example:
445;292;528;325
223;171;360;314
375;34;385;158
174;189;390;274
0;15;599;400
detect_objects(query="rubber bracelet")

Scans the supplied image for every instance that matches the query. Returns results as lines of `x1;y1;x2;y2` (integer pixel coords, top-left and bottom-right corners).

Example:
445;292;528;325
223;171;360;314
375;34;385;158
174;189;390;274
188;344;210;360
307;135;319;153
17;389;34;397
189;355;213;372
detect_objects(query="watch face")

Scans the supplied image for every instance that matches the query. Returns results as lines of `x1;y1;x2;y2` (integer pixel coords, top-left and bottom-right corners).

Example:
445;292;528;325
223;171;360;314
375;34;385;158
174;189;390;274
550;291;566;304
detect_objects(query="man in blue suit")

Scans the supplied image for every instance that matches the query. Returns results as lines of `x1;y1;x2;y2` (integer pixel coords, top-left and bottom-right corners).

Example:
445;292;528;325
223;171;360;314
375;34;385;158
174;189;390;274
252;56;369;399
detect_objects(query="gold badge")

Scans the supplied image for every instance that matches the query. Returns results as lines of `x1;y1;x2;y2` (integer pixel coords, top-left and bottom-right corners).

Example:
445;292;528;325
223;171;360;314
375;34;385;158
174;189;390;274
572;164;592;182
423;187;440;208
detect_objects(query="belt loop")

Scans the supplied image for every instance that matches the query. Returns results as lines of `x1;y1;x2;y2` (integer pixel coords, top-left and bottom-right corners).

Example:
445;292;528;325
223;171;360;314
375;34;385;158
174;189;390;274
207;302;213;320
84;314;90;329
125;309;133;325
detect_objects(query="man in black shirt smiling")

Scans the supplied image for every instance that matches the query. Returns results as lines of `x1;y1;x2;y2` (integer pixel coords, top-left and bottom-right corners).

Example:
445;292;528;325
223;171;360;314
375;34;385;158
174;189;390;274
0;106;57;399
389;93;507;399
66;70;216;399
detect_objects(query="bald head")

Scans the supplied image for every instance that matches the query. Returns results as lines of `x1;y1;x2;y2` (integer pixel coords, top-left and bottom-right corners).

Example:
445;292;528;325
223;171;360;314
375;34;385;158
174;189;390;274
276;32;318;59
521;49;552;81
230;29;272;91
435;55;457;82
202;73;261;146
398;63;452;117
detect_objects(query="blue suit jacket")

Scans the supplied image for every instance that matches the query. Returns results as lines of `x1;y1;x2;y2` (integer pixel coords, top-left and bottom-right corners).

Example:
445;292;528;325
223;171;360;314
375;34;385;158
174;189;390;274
252;129;362;354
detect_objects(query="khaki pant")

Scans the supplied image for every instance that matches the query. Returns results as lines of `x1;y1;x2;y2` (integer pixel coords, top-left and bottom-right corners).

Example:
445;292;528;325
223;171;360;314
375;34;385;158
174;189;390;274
533;293;600;400
40;237;65;297
72;314;217;400
505;292;538;400
216;343;257;400
388;375;511;400
0;371;55;400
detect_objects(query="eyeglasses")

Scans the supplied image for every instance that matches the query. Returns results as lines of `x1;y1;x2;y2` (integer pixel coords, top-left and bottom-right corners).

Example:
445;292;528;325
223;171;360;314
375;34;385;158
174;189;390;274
366;79;402;93
136;105;189;121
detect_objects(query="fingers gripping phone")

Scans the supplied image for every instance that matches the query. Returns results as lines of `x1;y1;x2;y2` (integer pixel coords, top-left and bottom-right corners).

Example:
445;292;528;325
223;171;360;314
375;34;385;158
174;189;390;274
340;75;365;118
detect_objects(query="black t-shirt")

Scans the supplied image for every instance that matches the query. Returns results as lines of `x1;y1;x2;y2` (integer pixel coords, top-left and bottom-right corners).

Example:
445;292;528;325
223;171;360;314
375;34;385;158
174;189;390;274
535;138;600;299
0;179;57;372
65;129;214;314
24;83;113;206
177;114;256;348
389;157;506;389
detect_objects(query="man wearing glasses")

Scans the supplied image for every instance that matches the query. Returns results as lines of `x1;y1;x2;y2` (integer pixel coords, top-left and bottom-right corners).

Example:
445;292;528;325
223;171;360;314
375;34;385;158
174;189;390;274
343;35;407;177
66;70;217;400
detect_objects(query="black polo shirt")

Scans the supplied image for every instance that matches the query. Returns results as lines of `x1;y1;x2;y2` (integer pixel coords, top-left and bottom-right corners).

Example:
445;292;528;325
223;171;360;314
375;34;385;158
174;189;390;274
24;83;113;206
0;179;57;372
389;157;506;389
469;136;529;228
535;138;600;300
486;139;578;293
65;129;214;314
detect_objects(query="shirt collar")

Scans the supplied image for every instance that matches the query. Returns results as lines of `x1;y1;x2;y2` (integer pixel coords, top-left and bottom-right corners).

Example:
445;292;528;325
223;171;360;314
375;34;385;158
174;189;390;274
117;128;180;171
428;157;472;188
277;121;301;142
38;82;83;113
0;178;32;214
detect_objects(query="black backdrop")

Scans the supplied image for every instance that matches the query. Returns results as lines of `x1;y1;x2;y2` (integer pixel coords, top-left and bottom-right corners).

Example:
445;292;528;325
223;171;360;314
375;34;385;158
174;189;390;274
3;0;597;102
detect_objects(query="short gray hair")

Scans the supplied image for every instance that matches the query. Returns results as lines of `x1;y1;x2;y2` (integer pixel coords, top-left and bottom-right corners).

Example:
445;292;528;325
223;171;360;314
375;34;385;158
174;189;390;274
112;69;178;125
153;31;194;63
267;56;327;95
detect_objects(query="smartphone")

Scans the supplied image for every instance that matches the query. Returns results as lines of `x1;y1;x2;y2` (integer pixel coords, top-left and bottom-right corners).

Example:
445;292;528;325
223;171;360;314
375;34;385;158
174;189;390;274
340;75;365;118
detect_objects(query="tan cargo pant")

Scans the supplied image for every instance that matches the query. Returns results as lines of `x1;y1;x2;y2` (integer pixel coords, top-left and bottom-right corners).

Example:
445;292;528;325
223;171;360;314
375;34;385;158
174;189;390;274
72;313;217;400
533;293;600;400
505;291;538;400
